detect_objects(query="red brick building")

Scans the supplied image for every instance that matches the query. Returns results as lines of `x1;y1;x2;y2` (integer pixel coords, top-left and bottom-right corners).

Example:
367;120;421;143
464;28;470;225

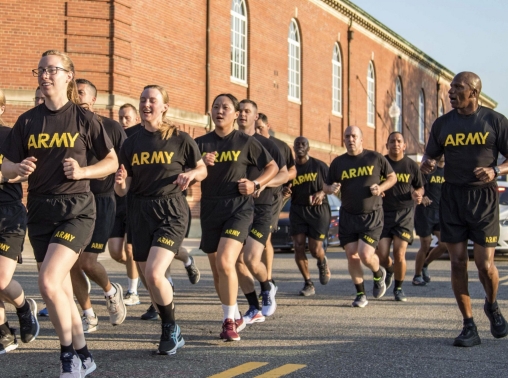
1;0;497;215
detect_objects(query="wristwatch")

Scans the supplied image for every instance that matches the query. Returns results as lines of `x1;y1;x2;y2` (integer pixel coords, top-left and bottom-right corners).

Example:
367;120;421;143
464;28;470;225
253;180;261;190
494;166;501;177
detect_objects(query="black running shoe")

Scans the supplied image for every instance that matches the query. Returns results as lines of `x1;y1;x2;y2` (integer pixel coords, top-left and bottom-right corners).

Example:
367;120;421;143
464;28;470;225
317;257;331;285
422;266;431;283
158;323;185;355
484;298;508;339
17;298;39;343
453;324;481;347
185;256;201;284
299;282;315;296
141;304;159;321
394;288;407;302
0;327;18;354
385;271;394;290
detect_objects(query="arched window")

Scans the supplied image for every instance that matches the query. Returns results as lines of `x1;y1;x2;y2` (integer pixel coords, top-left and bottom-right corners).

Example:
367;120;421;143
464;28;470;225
395;77;402;132
367;61;375;126
230;0;247;83
288;19;301;101
438;99;445;117
419;90;425;143
332;43;342;115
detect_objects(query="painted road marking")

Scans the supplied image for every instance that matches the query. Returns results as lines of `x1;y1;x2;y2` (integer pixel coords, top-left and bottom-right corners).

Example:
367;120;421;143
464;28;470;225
255;364;307;377
208;362;269;378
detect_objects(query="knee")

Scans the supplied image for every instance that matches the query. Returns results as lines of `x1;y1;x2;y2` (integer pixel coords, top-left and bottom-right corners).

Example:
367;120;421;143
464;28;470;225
216;259;235;276
38;275;57;299
476;260;494;276
450;258;468;273
144;270;164;288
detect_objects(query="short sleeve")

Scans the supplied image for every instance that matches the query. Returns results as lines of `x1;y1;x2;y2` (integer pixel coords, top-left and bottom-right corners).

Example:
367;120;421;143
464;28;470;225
411;161;425;188
327;157;339;185
0;117;27;163
247;138;273;170
182;133;202;170
87;115;114;160
284;145;295;169
111;120;127;155
119;141;133;177
380;155;394;178
425;119;444;159
496;115;508;157
319;161;329;186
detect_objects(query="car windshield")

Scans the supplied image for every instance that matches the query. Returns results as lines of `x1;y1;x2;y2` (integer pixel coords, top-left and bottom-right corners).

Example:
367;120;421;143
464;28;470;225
500;189;508;206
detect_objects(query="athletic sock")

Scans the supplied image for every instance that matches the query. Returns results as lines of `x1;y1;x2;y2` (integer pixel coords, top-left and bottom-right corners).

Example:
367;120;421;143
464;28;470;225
386;265;394;274
260;280;271;292
183;257;192;267
16;299;30;314
221;304;236;321
234;304;241;320
245;291;261;310
373;269;383;279
76;345;92;359
463;317;475;326
304;279;313;286
414;274;422;278
157;302;176;324
394;280;404;290
0;322;10;334
270;278;276;286
423;263;429;268
485;299;498;311
104;285;116;297
127;278;139;294
355;283;365;295
83;308;95;318
61;344;75;354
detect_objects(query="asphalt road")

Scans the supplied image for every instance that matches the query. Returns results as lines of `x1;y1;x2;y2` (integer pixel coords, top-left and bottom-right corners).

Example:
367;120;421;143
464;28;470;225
3;240;508;378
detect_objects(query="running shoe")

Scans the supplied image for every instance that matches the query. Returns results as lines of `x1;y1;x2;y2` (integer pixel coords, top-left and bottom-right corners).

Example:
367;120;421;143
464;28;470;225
105;283;126;325
0;327;18;354
385;270;394;290
78;353;96;377
317;256;331;285
422;265;431;283
141;304;159;320
123;291;140;306
60;352;82;377
412;275;427;286
185;256;201;284
82;314;98;333
394;288;407;302
372;266;387;299
17;298;39;343
299;282;315;297
158;323;185;355
220;318;240;341
352;294;368;308
242;306;265;324
38;305;49;317
453;324;481;347
236;315;246;333
484;298;508;339
261;282;277;317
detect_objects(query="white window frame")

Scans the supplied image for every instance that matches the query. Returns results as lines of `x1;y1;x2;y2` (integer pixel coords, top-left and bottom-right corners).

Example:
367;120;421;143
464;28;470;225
419;90;425;143
288;19;301;102
367;61;375;127
230;0;247;84
395;77;402;132
438;99;445;117
332;43;342;116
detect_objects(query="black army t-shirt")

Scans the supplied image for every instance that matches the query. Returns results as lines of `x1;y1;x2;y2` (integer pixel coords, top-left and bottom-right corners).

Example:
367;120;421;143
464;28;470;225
247;133;285;205
291;157;329;206
125;123;143;138
0;102;113;195
0;125;22;202
421;166;444;210
195;129;273;199
270;135;295;195
327;150;393;214
426;106;508;186
382;155;424;211
120;128;201;197
89;116;126;194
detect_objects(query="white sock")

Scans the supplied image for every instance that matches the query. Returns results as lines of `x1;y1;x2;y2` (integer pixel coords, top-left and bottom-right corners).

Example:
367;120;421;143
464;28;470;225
183;257;192;267
127;278;139;294
167;276;174;286
104;285;116;297
222;304;236;321
83;308;95;318
234;304;241;320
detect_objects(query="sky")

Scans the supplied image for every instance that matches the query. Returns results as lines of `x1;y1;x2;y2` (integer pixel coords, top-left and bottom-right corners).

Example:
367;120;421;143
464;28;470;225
351;0;508;116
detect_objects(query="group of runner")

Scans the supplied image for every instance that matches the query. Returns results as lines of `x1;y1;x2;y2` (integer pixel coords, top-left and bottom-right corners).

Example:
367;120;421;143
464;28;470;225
0;50;507;377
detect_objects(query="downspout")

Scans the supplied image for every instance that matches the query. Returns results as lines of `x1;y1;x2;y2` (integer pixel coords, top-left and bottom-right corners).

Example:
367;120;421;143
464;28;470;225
347;20;353;130
205;0;212;132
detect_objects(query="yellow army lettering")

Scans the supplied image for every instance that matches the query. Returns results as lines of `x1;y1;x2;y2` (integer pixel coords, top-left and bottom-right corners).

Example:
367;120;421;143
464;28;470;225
485;236;498;244
341;166;374;180
292;172;318;186
401;232;411;240
319;234;326;239
396;173;410;183
0;153;3;164
363;235;375;244
201;150;241;163
27;133;80;149
157;237;175;246
225;229;241;237
250;228;263;239
90;243;104;249
444;132;489;146
54;231;76;242
132;151;174;166
0;243;11;252
430;176;445;183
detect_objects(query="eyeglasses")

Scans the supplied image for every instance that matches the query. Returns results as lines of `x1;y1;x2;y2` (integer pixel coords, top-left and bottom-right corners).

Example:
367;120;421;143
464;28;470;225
32;67;69;77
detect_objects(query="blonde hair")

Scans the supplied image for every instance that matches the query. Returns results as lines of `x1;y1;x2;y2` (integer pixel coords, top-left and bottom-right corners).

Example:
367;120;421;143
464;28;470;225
0;88;6;126
41;50;80;104
142;85;178;140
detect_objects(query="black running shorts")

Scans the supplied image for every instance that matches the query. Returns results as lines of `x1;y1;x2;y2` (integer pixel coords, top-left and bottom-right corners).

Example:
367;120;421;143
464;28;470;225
270;192;286;233
84;192;116;253
27;192;96;263
381;207;415;244
110;194;127;238
414;205;440;237
249;204;273;246
440;182;499;247
129;193;188;261
200;196;254;253
0;200;27;261
289;204;330;241
339;208;383;248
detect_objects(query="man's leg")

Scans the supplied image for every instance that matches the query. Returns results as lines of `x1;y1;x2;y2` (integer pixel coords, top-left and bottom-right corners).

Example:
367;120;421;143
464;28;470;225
376;237;394;289
392;236;409;301
263;233;275;282
448;241;471;318
308;238;330;285
474;244;499;304
236;251;264;323
174;247;200;284
344;242;367;307
293;234;314;296
425;231;448;266
414;235;431;277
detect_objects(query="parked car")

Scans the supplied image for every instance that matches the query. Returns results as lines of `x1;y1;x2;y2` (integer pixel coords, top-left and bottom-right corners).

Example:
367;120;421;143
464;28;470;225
271;194;341;251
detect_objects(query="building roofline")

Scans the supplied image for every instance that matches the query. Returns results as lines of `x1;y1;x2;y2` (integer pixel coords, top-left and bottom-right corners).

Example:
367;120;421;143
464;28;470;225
322;0;497;108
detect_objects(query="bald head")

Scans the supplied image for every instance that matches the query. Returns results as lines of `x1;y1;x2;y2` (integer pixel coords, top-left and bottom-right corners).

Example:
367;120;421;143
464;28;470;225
449;72;482;114
345;125;363;138
344;125;364;156
455;72;482;98
293;136;310;158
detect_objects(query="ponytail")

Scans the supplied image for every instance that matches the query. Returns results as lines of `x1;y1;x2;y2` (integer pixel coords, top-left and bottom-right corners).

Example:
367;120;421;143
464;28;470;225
41;50;80;105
